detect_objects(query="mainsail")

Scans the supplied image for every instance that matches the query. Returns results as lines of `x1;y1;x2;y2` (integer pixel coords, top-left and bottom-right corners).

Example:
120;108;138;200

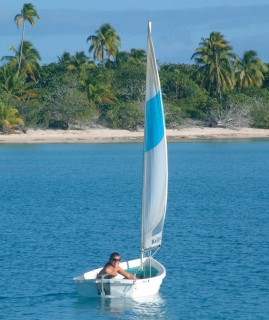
141;21;168;252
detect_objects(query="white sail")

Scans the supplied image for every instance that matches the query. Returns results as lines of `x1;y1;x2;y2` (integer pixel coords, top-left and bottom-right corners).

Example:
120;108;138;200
74;22;167;299
141;21;168;252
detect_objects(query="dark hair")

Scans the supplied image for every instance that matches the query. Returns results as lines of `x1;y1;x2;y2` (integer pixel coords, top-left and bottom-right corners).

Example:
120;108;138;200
109;252;121;261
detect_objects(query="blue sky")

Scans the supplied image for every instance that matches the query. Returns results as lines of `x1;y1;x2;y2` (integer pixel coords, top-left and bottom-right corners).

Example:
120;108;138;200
1;0;269;65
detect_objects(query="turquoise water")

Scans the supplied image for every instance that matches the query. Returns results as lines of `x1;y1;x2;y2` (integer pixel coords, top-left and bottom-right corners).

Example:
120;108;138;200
126;265;158;278
1;141;268;319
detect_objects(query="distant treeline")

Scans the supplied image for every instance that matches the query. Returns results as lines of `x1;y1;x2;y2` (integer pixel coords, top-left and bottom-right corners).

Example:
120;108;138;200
1;3;269;133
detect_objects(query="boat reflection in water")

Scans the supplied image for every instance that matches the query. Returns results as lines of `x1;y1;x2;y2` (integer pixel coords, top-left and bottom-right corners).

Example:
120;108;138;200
96;294;167;318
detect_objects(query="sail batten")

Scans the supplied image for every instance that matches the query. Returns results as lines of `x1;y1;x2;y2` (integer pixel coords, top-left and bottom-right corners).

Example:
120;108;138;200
141;21;168;253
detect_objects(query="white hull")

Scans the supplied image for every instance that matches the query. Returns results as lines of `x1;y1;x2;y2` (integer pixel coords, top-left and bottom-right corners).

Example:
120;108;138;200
73;258;166;298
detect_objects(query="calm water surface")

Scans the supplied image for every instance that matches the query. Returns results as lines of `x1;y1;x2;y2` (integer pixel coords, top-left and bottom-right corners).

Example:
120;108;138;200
0;141;268;319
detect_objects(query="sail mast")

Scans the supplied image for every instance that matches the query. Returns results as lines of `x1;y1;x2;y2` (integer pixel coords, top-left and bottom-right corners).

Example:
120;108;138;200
141;21;151;263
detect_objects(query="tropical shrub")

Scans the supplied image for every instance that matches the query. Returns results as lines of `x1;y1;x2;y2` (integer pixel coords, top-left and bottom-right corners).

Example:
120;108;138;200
249;96;269;128
0;102;24;133
164;102;184;128
112;61;146;102
100;101;143;130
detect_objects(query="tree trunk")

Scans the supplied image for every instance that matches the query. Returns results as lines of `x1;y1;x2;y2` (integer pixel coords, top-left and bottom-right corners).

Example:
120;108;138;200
17;20;25;76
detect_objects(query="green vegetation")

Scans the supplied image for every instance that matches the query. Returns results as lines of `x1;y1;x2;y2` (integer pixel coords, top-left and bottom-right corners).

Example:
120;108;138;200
0;101;24;133
1;3;269;133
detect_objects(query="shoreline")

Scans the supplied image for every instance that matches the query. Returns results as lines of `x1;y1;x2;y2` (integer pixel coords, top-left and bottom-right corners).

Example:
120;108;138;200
0;127;269;144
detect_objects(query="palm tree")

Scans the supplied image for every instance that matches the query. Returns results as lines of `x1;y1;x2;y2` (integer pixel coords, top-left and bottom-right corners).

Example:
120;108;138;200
192;31;237;100
67;51;95;79
83;70;116;107
0;101;24;133
68;51;88;69
129;48;147;64
87;23;121;65
14;3;40;75
0;64;22;102
0;64;38;103
113;51;129;67
112;48;146;69
235;50;268;90
3;40;41;81
57;51;73;68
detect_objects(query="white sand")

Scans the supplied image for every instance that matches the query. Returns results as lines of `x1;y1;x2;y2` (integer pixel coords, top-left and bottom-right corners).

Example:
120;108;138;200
0;127;269;144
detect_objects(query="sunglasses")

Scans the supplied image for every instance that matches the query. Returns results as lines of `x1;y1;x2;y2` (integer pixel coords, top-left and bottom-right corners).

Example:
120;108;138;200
112;258;121;262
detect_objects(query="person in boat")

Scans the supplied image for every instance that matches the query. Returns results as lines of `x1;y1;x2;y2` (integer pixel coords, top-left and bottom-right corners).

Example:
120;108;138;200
97;252;136;280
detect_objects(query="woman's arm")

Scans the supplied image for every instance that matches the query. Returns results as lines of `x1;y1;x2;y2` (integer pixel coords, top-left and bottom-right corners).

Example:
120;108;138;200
117;266;136;279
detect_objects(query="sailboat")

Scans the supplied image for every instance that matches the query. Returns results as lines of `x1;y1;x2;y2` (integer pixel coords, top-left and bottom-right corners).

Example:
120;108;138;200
73;21;168;298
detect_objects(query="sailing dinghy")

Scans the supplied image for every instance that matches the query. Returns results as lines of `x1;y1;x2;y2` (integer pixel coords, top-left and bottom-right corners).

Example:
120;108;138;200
73;21;168;298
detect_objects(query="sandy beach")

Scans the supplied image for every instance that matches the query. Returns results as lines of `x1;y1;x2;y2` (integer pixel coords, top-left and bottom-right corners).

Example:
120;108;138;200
0;127;269;143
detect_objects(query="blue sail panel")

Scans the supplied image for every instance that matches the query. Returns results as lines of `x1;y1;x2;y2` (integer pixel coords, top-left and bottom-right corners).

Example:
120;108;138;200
145;91;164;152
